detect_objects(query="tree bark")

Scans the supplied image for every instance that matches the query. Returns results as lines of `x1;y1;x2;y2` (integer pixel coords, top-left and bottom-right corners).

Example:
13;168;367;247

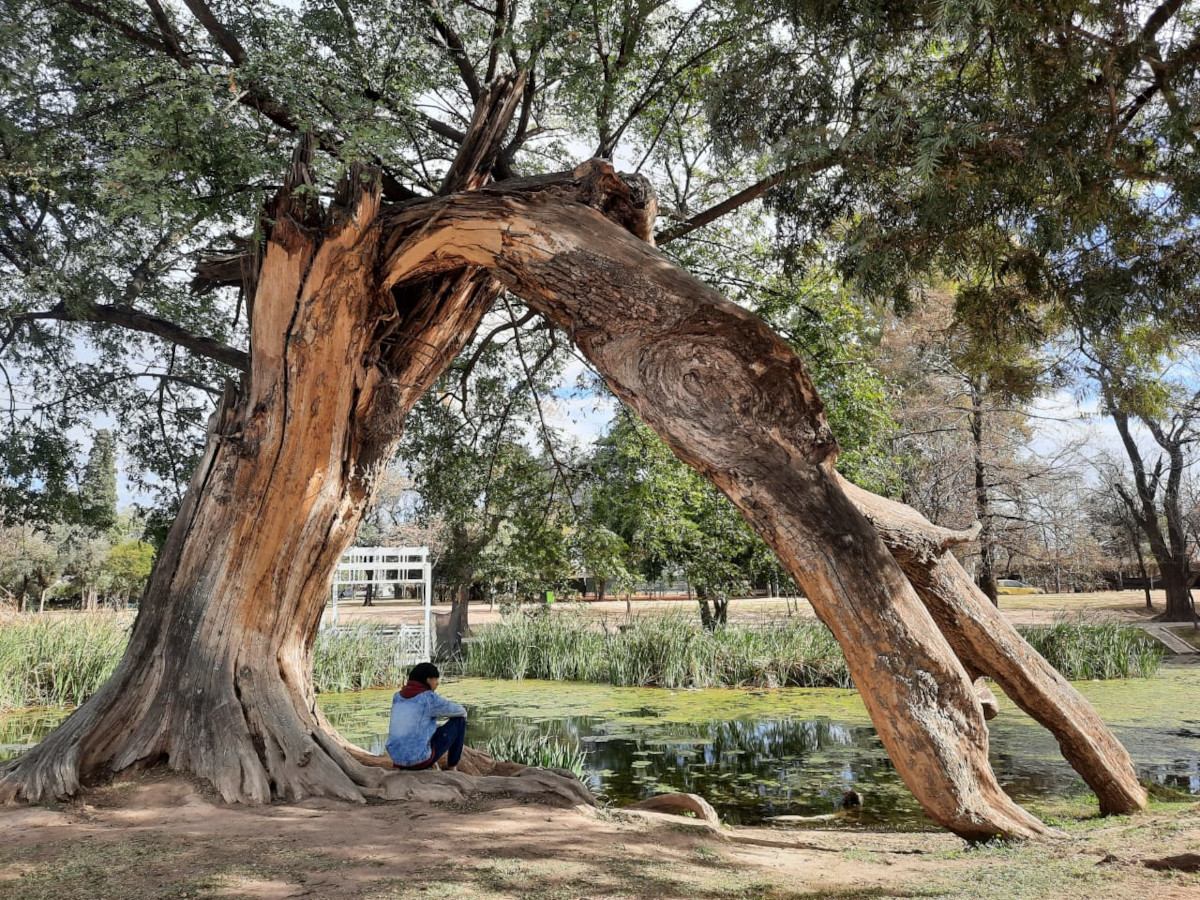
447;584;470;656
379;179;1056;839
969;381;999;605
836;475;1147;815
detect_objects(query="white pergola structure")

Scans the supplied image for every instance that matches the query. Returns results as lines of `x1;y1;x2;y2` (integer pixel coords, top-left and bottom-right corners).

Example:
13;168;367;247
324;546;433;663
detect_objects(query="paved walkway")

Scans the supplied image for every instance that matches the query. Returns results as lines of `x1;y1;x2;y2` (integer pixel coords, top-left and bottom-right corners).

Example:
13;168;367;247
1141;623;1200;655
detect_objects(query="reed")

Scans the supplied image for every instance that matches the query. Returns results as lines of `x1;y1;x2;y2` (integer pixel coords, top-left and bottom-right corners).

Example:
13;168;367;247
0;614;129;712
1017;617;1164;680
312;624;410;693
484;728;588;779
460;612;854;688
0;612;1165;714
461;610;1164;688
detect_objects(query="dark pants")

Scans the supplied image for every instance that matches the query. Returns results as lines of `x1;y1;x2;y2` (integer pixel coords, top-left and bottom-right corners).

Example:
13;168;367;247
429;716;466;768
398;716;466;770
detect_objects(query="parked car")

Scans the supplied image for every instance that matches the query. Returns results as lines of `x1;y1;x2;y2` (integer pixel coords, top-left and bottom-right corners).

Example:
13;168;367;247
996;578;1044;594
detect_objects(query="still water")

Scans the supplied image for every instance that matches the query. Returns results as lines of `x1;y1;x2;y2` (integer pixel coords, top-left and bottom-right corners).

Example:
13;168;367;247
5;665;1199;827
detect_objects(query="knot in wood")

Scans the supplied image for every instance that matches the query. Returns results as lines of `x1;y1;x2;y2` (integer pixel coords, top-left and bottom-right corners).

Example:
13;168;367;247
572;159;658;244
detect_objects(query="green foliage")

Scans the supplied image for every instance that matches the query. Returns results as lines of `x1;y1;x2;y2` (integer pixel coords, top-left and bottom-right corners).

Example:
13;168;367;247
752;274;900;494
0;615;128;712
586;413;778;600
102;540;155;598
459;611;854;688
483;729;588;779
77;430;118;532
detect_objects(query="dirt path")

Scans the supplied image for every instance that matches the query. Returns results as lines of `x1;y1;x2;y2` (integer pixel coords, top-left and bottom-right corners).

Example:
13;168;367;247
331;590;1166;629
2;773;1199;900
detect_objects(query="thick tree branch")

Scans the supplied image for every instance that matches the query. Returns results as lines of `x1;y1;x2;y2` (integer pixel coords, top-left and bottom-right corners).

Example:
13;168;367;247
426;3;483;102
181;0;246;66
144;0;192;65
1140;0;1185;44
64;0;170;53
656;171;785;244
5;303;248;372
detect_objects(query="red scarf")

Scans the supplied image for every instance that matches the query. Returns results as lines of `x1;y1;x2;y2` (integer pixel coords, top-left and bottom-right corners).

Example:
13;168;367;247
399;680;431;699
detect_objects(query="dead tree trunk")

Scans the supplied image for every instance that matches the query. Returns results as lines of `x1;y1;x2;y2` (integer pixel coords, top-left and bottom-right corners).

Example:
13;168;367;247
379;175;1056;839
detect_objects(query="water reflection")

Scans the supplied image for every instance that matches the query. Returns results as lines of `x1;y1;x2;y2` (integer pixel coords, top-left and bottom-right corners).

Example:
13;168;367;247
4;679;1200;828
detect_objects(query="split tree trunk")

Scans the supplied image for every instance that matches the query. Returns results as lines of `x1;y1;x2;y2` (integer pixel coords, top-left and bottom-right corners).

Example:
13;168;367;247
379;179;1055;839
4;147;1146;838
836;476;1146;815
0;77;534;805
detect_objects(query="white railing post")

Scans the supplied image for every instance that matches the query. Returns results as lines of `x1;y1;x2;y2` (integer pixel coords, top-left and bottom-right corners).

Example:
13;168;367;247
423;558;432;661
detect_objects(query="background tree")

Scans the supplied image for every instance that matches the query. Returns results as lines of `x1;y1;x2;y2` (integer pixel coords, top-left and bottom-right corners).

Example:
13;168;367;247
1090;351;1200;620
76;430;119;533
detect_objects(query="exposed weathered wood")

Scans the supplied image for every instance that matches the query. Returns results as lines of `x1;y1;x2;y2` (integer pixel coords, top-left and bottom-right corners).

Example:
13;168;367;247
378;177;1053;840
0;86;527;807
837;474;1147;814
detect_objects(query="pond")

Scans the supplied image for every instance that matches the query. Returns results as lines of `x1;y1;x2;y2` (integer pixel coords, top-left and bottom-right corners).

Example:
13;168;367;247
4;664;1199;828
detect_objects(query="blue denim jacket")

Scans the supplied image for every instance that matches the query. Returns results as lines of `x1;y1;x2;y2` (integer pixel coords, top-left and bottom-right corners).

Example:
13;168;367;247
385;689;467;766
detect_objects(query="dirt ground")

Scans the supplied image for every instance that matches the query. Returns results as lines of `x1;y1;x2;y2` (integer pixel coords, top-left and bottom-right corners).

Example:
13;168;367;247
2;773;1199;900
332;589;1166;629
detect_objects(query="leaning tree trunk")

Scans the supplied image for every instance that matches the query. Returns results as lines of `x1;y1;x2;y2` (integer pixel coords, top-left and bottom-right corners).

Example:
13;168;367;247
835;476;1146;815
379;174;1052;839
3;137;1145;836
378;165;1147;836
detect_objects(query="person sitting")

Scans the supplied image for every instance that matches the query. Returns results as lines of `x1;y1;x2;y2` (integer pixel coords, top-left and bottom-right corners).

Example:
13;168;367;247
386;662;467;771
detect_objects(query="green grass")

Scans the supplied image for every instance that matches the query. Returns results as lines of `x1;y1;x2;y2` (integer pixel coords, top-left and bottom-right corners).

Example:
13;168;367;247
1018;616;1163;679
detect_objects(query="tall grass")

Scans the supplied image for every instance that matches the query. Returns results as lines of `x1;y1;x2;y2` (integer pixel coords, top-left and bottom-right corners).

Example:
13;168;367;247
0;612;1165;714
462;611;1166;688
484;729;588;779
312;624;410;693
1018;617;1163;679
460;613;854;688
0;614;129;712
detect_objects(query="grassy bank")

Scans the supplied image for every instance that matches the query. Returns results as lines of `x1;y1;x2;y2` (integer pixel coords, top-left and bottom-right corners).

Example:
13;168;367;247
0;611;1164;712
459;612;1165;688
458;613;853;688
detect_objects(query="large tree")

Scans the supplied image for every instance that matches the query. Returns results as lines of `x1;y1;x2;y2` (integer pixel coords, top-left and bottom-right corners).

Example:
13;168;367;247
0;1;1149;839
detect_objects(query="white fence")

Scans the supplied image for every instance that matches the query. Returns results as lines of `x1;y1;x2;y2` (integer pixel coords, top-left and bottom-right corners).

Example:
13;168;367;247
324;546;433;663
